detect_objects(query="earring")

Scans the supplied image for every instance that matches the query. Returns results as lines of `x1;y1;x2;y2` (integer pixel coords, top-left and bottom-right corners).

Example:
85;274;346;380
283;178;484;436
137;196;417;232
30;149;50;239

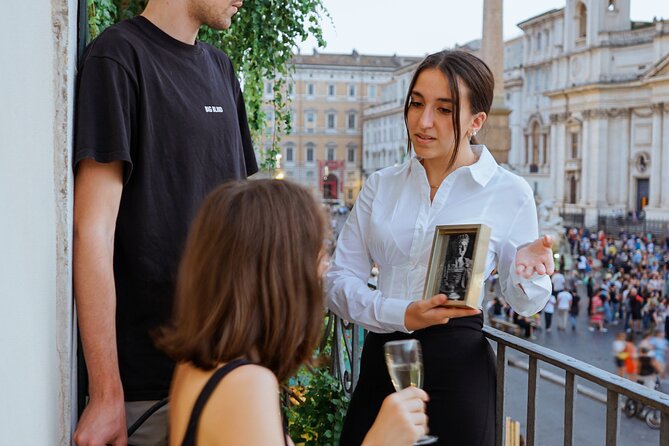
470;130;478;138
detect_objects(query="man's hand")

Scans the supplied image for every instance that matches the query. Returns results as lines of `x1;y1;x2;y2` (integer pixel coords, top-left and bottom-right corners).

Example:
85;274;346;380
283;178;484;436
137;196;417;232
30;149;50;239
362;387;429;446
73;393;127;446
516;235;555;279
404;294;481;331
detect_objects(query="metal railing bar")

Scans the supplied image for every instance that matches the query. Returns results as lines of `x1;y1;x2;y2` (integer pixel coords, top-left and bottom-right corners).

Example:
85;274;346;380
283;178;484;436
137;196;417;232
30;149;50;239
564;371;574;446
661;411;669;444
484;326;669;409
508;356;606;403
526;356;537;446
496;343;506;446
605;389;619;446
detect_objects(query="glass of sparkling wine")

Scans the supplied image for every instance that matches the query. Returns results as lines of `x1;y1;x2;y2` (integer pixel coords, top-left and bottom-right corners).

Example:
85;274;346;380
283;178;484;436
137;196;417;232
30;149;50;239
384;339;438;445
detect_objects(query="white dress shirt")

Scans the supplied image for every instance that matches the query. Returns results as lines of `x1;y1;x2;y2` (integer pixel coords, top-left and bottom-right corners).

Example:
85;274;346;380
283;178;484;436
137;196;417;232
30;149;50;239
325;145;551;333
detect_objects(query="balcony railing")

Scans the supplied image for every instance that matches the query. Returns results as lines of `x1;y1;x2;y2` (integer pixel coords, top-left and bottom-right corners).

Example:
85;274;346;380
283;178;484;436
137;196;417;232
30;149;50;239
327;312;669;445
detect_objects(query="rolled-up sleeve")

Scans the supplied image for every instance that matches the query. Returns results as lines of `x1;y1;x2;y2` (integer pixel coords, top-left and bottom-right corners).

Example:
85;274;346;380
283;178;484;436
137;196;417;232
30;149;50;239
325;174;412;333
498;193;552;316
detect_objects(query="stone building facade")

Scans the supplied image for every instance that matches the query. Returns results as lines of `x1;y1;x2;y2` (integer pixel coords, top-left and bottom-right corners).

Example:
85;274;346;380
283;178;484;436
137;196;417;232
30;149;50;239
506;0;669;224
264;51;419;205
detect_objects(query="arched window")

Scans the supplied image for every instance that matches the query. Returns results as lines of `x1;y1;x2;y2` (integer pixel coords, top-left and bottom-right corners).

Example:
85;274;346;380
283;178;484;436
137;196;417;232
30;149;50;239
577;2;587;40
607;1;616;12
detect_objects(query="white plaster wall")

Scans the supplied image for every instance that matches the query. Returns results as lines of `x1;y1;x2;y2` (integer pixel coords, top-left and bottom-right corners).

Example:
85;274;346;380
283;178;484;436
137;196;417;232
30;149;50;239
0;0;76;443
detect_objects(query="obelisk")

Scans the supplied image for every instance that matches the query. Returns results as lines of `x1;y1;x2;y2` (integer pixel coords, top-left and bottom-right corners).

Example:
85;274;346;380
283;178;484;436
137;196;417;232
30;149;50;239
479;0;511;163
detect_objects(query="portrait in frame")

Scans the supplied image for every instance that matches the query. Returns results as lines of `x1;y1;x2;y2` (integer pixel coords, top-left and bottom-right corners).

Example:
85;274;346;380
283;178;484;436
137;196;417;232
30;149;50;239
422;224;491;309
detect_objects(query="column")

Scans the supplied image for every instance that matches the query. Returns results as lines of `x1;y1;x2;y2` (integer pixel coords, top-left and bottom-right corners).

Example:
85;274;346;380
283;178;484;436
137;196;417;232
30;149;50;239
579;112;591;206
481;0;505;108
619;109;631;208
662;105;669;208
649;104;663;207
587;112;602;206
555;120;567;205
595;111;609;207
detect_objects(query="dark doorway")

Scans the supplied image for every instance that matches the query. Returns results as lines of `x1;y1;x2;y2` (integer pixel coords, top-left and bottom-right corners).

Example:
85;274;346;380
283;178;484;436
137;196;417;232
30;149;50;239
323;174;339;200
568;175;578;204
636;178;649;212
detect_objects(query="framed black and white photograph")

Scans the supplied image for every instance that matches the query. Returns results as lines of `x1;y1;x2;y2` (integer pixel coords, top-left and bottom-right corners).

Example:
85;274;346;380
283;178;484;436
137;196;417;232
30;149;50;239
423;224;491;309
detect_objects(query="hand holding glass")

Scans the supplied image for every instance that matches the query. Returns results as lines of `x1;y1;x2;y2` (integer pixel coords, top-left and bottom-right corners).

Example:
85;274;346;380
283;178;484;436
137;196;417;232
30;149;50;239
384;339;438;445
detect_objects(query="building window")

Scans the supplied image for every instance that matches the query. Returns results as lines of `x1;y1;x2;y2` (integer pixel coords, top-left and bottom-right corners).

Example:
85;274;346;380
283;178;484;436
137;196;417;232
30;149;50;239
570;132;579;159
265;81;273;95
306;144;314;163
307;83;315;96
287;83;294;96
327;147;335;161
328;84;336;97
608;1;616;12
285;146;294;163
369;85;377;99
347;112;356;130
327;112;336;129
348;84;356;98
577;2;587;40
348;147;355;163
305;111;315;133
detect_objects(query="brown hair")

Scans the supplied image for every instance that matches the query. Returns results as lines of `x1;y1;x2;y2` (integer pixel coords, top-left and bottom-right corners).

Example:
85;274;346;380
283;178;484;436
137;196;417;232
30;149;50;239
404;50;494;171
156;180;327;382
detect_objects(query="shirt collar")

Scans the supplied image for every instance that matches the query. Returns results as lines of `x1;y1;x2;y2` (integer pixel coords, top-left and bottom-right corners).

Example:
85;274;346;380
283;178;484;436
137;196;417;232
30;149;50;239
410;144;498;187
467;145;497;187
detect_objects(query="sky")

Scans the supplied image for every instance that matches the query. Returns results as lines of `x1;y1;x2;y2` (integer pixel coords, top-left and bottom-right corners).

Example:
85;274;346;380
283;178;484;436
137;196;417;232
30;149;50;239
297;0;669;57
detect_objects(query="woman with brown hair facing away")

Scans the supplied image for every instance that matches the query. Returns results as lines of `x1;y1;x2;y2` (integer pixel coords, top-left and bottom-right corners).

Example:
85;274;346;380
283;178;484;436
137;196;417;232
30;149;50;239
326;50;553;445
156;180;429;446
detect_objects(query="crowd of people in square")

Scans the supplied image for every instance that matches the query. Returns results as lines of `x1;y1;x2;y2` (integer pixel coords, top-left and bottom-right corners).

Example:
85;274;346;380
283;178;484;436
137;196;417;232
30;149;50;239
488;225;669;390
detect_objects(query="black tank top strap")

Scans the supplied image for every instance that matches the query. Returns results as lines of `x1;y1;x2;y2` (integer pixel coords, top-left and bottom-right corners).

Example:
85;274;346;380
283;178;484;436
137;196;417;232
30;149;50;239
180;358;252;446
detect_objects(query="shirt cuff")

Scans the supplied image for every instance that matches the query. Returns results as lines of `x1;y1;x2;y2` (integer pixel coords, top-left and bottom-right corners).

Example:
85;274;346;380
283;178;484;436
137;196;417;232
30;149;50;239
508;263;552;316
377;298;414;333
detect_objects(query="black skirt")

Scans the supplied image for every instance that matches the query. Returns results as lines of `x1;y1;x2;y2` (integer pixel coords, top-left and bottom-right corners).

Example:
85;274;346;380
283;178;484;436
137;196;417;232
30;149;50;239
339;313;495;446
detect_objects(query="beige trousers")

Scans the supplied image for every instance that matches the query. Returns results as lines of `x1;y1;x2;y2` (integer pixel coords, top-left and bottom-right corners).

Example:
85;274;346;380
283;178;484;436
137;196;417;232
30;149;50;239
125;400;169;446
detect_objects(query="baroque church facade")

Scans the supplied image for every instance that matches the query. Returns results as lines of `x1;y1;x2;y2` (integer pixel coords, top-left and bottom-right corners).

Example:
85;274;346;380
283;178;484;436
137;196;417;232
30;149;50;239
361;0;669;225
506;0;669;225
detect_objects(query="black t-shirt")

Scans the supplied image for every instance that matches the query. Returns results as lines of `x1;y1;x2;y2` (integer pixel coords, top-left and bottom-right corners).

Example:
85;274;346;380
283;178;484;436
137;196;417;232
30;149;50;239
74;16;258;400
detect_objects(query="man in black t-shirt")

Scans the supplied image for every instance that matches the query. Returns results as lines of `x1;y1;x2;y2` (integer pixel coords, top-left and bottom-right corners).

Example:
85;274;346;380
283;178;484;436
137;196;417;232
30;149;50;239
72;1;256;445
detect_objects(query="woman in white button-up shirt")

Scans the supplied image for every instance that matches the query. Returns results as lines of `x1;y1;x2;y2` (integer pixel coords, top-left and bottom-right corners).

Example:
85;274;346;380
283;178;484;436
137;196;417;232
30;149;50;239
326;51;553;446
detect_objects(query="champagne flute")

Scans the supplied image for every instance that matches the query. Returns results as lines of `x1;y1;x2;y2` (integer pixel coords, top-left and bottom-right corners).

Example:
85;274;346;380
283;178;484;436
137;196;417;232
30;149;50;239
384;339;438;445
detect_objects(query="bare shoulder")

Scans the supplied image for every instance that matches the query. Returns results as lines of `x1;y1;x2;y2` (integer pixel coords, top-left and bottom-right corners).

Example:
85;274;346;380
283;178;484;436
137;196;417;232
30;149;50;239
198;364;285;445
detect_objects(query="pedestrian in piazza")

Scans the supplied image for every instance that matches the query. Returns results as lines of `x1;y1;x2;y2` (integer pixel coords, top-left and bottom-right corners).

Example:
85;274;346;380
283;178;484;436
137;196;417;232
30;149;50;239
568;289;581;331
543;293;556;332
555;288;572;331
325;50;553;446
589;290;607;333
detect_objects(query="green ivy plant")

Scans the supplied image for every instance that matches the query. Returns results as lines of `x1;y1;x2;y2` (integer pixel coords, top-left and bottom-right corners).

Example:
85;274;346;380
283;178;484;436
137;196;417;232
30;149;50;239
285;364;349;445
86;0;328;171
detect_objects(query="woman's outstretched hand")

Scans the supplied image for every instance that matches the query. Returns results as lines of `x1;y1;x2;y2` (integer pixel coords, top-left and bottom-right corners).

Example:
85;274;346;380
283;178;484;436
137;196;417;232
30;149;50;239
515;234;555;279
404;294;481;331
362;387;429;446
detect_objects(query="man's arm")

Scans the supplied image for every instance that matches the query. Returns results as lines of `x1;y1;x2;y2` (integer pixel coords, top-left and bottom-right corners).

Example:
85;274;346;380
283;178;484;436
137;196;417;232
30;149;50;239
72;159;128;446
